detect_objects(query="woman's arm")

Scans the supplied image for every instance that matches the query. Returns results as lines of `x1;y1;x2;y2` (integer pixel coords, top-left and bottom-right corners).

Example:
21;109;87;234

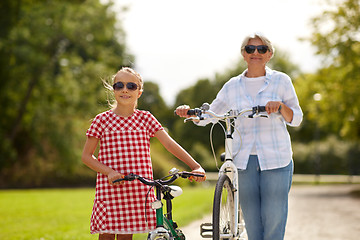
82;136;123;185
154;129;206;182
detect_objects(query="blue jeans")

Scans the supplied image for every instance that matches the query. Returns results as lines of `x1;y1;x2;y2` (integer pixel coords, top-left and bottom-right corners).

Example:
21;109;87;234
238;155;293;240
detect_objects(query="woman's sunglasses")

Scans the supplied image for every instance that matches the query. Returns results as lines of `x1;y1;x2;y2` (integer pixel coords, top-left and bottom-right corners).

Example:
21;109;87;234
244;45;269;54
113;82;139;91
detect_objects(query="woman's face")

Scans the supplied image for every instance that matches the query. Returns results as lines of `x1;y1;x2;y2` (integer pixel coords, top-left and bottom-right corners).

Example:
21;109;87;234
242;37;273;68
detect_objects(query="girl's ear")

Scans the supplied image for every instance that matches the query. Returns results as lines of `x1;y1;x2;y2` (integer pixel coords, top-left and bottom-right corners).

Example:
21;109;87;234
137;90;143;99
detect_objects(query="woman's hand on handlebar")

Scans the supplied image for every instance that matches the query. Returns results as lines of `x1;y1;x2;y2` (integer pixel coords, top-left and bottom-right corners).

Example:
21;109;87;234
175;105;201;123
189;166;206;182
175;105;191;118
265;101;293;123
265;101;282;114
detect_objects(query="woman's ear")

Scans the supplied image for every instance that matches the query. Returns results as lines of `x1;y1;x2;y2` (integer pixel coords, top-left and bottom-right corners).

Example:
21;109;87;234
266;51;273;62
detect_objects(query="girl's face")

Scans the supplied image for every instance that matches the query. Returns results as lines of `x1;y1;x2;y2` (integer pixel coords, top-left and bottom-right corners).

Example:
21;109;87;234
113;71;142;106
242;37;273;68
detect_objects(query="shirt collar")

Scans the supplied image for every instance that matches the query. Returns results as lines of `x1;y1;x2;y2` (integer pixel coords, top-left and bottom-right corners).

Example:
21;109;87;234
240;66;273;82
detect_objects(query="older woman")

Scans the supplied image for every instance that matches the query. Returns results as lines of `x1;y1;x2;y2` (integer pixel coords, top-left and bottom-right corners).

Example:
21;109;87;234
176;33;303;240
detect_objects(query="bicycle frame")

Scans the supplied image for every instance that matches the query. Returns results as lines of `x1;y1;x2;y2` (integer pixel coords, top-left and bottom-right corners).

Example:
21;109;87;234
148;185;184;240
188;105;266;239
219;116;240;238
113;170;204;240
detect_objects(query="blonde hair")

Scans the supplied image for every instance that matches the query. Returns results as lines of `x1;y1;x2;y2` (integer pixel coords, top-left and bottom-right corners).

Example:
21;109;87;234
113;67;144;90
240;33;275;58
102;67;143;109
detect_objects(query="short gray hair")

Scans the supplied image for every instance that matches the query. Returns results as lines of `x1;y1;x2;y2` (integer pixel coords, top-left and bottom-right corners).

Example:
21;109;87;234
240;33;275;57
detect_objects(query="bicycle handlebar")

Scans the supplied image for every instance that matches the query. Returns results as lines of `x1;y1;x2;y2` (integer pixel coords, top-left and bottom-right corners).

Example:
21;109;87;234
256;105;266;113
112;170;205;186
184;105;267;122
187;108;203;116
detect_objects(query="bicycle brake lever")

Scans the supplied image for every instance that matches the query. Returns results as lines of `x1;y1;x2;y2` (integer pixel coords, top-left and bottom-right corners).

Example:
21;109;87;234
184;117;200;123
247;113;268;119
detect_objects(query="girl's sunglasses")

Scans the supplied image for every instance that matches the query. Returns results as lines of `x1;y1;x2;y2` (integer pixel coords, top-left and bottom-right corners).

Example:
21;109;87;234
113;82;139;91
244;45;269;54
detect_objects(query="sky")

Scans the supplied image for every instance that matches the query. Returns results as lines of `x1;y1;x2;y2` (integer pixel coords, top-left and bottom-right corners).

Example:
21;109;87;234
112;0;331;105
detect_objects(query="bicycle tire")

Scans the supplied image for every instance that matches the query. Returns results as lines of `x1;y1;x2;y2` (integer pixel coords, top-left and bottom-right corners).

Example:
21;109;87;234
213;174;236;240
147;233;169;240
146;235;167;240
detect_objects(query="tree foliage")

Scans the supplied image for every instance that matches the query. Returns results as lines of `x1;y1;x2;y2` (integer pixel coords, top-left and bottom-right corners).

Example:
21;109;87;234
0;0;133;186
1;0;359;187
298;0;360;140
138;81;173;128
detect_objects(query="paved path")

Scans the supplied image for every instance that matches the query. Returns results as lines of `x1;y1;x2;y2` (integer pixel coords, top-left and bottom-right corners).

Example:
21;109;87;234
181;184;360;240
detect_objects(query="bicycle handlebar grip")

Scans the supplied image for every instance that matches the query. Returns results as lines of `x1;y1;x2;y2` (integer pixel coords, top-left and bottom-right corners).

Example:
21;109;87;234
186;109;196;115
187;108;202;116
112;173;136;183
112;178;124;183
174;108;201;116
180;171;205;178
258;106;266;112
191;173;205;178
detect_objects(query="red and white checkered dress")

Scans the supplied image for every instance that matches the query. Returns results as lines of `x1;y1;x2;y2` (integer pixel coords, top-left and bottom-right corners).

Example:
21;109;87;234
86;109;164;234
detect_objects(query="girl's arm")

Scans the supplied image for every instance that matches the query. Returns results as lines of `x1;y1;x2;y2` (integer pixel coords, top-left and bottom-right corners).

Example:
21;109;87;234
82;136;123;185
154;129;206;182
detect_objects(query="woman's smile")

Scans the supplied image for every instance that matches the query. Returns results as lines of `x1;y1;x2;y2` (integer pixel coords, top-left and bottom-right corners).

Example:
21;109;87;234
120;95;131;99
250;56;263;60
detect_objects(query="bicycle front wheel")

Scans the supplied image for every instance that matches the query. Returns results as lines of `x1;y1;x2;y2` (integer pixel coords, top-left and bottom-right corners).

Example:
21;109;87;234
213;174;236;240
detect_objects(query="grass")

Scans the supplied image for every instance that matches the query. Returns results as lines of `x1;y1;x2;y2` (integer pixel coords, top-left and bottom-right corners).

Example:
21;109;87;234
0;185;214;240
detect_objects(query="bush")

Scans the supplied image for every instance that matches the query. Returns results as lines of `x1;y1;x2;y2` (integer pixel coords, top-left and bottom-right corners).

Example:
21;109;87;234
292;136;360;175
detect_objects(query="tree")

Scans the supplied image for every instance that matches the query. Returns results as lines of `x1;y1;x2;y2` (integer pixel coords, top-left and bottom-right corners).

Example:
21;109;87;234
0;0;133;187
300;0;360;140
138;81;173;127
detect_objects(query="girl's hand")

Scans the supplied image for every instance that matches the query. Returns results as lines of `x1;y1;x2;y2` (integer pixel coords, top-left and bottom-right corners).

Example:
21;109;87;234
175;105;191;118
189;167;206;182
108;170;125;186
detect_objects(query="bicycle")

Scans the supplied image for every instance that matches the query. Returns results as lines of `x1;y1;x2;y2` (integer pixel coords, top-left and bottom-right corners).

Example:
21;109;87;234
182;103;267;240
113;168;205;240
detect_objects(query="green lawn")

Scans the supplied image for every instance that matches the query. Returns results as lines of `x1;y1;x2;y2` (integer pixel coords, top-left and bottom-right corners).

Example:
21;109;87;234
0;185;214;240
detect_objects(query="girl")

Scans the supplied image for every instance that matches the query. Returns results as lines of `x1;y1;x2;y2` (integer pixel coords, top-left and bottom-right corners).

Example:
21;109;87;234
82;67;206;240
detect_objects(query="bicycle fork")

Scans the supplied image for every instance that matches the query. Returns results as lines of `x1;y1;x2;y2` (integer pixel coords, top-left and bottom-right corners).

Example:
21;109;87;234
147;187;170;240
223;116;240;238
148;187;184;240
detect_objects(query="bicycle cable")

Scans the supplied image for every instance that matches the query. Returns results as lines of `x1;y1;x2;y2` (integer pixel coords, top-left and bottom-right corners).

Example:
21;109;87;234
143;175;174;225
230;119;243;157
209;122;221;170
209;117;243;170
144;185;154;224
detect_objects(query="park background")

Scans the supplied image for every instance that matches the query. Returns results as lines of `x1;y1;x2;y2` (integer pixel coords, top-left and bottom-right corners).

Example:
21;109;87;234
1;0;359;188
0;0;359;239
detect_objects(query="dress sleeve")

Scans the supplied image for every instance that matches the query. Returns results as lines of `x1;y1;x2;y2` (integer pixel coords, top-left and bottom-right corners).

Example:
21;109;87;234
86;113;106;139
145;112;164;137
